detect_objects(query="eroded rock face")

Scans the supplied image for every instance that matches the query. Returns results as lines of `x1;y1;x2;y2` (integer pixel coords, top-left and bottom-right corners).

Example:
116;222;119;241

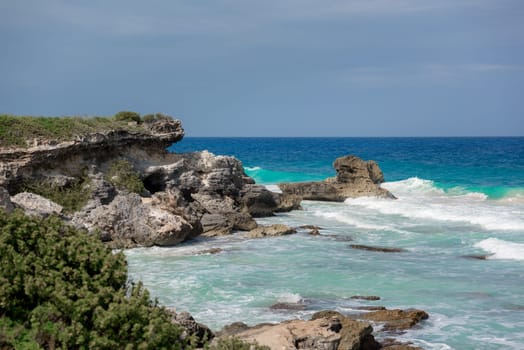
72;193;196;248
279;155;395;202
0;119;294;247
0;119;185;193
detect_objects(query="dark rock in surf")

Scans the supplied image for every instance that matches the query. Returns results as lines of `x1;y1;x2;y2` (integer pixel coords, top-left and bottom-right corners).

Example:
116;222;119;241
270;302;307;311
247;224;297;238
351;295;381;301
462;254;492;260
350;244;406;253
355;308;429;331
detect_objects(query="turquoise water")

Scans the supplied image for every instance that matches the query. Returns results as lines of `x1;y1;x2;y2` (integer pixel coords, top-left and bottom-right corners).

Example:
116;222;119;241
126;138;524;349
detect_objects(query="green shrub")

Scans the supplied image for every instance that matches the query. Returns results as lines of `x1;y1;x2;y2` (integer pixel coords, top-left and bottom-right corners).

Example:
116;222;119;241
0;210;187;349
208;338;270;350
114;111;141;124
107;159;145;194
142;113;172;123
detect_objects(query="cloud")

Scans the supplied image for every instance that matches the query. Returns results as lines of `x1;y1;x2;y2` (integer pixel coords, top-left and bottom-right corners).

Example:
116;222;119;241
334;63;523;88
0;0;511;38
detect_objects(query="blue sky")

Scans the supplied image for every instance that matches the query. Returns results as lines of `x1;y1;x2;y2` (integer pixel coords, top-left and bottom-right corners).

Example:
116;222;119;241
1;0;523;136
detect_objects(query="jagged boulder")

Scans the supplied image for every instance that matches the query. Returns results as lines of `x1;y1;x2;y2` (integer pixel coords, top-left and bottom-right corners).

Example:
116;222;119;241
356;309;429;331
72;193;196;248
216;312;379;350
311;311;380;350
169;310;214;347
279;155;395;202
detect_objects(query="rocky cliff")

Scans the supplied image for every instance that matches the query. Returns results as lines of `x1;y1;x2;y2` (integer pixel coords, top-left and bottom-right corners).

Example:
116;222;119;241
0;118;291;248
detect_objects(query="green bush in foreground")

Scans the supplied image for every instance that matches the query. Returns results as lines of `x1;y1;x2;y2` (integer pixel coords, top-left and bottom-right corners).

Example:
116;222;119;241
107;159;145;194
0;210;186;349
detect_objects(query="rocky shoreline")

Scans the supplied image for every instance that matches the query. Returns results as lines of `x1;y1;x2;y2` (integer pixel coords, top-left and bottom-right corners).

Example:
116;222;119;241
0;117;430;349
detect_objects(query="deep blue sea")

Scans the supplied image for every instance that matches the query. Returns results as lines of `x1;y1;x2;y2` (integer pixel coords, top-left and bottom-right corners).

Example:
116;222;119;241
126;137;524;349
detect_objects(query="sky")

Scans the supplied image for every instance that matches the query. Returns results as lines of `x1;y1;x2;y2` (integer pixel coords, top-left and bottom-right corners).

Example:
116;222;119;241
1;0;523;136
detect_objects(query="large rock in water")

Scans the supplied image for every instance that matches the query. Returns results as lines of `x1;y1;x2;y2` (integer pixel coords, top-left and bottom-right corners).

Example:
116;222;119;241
279;155;395;202
216;312;379;350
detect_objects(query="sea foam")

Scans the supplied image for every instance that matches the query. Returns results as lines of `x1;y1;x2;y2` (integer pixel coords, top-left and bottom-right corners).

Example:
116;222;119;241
341;178;524;232
474;238;524;261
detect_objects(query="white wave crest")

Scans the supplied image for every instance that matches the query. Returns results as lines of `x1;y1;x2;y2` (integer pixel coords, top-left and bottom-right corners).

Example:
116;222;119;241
277;292;303;304
474;238;524;261
245;166;261;171
381;177;445;196
343;178;524;231
265;184;282;193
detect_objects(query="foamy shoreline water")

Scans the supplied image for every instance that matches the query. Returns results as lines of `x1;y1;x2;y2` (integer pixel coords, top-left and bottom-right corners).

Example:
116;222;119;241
126;137;524;349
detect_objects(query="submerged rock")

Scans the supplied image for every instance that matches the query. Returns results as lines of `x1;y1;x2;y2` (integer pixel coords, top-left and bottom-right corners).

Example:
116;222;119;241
462;254;492;260
195;247;223;255
269;302;307;311
351;295;381;301
279;155;395;203
247;224;297;238
350;244;406;253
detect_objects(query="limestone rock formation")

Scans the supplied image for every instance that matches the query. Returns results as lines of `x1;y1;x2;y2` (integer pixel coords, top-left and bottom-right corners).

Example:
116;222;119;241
216;312;379;350
279;155;395;202
0;118;291;247
72;193;196;248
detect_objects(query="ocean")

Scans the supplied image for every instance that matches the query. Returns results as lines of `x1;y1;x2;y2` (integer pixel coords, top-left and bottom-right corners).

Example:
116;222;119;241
126;137;524;349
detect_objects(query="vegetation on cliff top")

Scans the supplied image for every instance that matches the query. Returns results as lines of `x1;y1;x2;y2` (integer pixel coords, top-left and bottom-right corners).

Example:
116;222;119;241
0;112;174;148
0;210;188;349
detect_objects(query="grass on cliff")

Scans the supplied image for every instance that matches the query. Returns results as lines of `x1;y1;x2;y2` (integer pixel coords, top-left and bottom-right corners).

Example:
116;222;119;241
0;114;142;148
107;159;145;194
